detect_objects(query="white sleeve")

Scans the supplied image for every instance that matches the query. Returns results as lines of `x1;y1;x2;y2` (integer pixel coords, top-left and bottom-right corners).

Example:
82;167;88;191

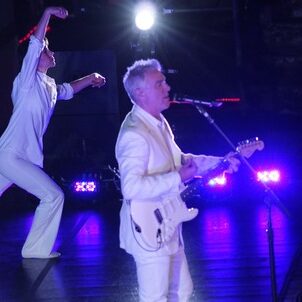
56;83;74;100
18;35;45;89
116;130;181;201
182;153;222;175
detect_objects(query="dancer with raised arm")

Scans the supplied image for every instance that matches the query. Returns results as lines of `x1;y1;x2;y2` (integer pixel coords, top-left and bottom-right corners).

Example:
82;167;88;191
0;6;106;259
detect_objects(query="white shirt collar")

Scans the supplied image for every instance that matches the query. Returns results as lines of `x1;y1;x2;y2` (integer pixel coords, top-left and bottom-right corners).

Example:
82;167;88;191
133;104;165;130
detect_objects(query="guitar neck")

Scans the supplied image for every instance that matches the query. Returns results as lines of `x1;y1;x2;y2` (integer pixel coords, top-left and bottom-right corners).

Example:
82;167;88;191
196;154;234;185
180;156;231;200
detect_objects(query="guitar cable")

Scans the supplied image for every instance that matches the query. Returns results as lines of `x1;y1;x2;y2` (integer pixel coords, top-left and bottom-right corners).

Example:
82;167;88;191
130;214;163;252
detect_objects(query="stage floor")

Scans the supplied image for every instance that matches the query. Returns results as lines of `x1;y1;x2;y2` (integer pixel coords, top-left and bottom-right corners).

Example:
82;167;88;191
0;182;301;302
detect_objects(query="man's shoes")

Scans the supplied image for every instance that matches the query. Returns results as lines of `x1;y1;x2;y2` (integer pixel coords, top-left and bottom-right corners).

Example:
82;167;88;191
22;251;61;259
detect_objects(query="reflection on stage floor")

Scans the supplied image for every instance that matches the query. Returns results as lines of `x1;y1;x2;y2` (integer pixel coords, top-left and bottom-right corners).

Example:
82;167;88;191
0;182;301;302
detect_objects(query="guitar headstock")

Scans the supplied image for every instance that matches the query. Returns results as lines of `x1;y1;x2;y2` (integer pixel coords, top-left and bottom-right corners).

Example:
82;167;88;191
236;137;264;158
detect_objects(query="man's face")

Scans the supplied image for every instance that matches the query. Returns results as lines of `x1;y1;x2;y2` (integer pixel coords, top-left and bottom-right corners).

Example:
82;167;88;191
39;45;56;69
138;69;171;116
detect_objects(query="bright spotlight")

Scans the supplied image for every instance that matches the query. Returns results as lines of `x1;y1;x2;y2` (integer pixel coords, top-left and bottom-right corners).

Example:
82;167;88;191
135;2;156;31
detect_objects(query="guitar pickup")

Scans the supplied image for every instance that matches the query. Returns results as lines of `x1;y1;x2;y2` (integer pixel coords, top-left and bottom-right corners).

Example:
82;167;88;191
154;209;163;224
133;221;142;233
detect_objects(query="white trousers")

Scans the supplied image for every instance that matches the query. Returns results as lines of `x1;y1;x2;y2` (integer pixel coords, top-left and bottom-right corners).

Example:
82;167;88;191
0;151;64;257
133;247;193;302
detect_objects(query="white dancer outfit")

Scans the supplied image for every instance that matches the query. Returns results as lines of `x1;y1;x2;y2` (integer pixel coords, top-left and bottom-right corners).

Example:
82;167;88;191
0;35;73;258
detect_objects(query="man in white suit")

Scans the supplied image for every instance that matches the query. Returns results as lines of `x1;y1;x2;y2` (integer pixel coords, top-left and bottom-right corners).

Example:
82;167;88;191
115;59;239;301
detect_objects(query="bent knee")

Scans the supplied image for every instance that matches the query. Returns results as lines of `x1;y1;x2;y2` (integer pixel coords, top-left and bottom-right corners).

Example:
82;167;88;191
53;187;64;203
55;188;64;202
44;187;64;205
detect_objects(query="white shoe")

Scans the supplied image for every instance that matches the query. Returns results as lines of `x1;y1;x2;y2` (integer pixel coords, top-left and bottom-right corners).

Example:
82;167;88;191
22;252;61;259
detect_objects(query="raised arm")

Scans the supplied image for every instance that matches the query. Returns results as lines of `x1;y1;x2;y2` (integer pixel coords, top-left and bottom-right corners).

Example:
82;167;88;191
34;7;68;42
70;73;106;94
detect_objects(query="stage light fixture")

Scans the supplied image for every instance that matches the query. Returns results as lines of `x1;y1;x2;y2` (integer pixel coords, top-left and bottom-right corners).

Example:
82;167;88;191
73;180;98;193
257;169;280;183
135;1;156;31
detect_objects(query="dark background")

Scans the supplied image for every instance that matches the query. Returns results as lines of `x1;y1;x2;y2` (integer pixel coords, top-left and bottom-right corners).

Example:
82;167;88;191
0;0;301;194
0;3;301;300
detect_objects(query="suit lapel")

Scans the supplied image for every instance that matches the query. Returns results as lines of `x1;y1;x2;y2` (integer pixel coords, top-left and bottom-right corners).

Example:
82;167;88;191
133;109;176;170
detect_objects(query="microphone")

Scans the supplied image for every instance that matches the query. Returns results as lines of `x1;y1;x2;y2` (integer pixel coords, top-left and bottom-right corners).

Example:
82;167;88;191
171;94;223;107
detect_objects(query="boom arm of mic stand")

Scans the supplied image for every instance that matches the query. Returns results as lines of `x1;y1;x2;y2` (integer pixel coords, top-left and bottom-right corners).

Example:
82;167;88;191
195;105;237;152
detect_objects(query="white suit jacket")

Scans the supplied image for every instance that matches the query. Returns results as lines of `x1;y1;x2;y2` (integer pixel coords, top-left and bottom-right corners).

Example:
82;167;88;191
115;104;221;256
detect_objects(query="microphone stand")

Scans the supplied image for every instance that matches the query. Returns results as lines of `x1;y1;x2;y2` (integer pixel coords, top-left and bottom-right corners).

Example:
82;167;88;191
194;104;290;302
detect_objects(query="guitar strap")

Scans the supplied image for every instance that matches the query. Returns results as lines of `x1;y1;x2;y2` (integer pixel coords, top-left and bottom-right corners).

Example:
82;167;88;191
159;119;177;171
158;120;184;247
136;114;177;172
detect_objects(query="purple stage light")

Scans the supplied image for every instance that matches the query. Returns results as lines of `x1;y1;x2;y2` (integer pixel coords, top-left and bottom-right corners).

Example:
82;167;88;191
257;169;280;183
73;181;98;192
208;174;227;186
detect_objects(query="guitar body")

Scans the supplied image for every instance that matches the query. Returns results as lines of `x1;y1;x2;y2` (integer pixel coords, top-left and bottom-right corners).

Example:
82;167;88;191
130;200;162;250
130;195;198;250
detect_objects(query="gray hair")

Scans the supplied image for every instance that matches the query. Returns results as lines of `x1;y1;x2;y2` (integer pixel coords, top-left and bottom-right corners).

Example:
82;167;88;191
123;58;162;103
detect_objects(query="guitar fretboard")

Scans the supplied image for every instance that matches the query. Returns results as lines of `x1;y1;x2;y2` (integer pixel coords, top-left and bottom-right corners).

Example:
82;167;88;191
181;157;231;201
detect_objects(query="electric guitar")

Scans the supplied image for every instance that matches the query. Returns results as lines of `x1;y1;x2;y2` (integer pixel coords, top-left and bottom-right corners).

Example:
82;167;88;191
129;137;264;250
